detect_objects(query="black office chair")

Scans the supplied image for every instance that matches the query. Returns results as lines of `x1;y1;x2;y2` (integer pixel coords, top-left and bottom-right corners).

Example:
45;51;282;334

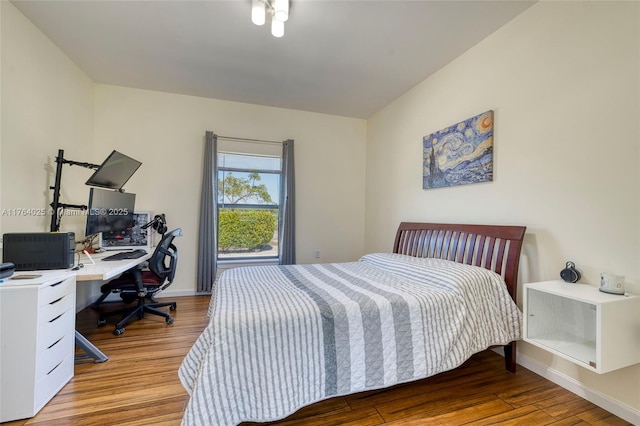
94;228;182;335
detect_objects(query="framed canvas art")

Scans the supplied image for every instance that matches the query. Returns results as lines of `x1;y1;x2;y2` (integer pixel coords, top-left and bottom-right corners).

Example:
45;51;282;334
423;110;494;189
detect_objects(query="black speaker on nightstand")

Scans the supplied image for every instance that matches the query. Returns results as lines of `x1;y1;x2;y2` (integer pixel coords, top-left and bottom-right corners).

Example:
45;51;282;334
560;261;581;283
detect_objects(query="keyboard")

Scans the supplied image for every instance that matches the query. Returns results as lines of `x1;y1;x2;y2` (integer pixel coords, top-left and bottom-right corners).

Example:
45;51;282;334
101;249;147;261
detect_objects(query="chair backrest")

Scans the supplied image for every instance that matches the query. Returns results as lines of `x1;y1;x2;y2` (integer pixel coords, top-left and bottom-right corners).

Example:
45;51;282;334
148;228;182;286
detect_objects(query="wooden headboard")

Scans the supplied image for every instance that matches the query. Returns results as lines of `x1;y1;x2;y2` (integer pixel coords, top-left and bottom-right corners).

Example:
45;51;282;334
393;222;527;372
393;222;526;301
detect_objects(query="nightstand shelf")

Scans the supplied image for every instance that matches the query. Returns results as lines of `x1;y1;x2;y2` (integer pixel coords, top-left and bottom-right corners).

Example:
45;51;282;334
523;280;640;374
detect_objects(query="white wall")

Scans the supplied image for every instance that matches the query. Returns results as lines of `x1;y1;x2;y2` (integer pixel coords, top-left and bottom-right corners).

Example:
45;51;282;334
366;0;639;417
93;85;367;295
1;1;95;239
1;1;97;305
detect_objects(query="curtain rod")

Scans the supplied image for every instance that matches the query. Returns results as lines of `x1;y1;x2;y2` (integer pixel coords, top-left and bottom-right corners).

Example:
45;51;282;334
217;135;284;146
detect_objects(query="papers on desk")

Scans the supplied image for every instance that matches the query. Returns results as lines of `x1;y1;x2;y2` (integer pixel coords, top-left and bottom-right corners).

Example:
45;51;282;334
10;274;43;280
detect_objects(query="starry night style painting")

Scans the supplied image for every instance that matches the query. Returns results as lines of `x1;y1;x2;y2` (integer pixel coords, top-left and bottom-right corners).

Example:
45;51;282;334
423;110;494;189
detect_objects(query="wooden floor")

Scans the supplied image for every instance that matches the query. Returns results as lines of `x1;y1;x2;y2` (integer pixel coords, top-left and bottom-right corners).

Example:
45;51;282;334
4;295;630;426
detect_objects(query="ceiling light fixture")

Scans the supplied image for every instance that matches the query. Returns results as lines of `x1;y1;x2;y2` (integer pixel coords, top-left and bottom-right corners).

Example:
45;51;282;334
251;0;289;38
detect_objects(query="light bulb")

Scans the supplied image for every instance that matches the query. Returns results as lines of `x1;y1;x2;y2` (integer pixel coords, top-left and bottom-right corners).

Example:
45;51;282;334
271;17;284;37
273;0;289;22
251;0;266;26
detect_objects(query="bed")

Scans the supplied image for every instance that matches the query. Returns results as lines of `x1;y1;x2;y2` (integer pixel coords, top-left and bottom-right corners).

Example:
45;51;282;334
179;222;527;426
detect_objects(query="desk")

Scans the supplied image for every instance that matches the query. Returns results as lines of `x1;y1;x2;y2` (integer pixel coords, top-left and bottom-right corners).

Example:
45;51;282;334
74;250;151;362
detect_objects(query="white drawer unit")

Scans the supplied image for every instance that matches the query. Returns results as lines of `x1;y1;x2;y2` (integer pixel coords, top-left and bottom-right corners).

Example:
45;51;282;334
0;271;76;422
524;280;640;374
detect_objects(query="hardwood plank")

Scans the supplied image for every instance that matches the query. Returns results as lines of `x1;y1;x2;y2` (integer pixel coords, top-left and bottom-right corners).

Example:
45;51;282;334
241;397;353;425
8;295;631;426
535;393;602;421
364;365;541;421
24;396;187;425
578;406;634;425
245;406;383;426
376;393;508;422
466;405;556;425
547;416;593;426
497;382;565;407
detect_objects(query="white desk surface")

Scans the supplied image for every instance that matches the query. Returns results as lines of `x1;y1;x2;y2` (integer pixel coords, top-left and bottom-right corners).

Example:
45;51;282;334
75;250;152;282
0;250;151;285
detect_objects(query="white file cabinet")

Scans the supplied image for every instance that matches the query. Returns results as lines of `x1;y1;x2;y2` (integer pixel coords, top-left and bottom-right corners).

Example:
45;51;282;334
0;271;76;422
524;280;640;374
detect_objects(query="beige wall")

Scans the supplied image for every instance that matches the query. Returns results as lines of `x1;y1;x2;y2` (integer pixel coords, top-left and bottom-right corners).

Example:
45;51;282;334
93;85;367;294
366;0;639;417
1;1;95;239
1;1;97;304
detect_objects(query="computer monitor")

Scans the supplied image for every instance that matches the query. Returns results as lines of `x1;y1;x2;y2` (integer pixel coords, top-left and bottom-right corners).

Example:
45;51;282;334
85;150;142;190
85;188;136;242
98;211;152;251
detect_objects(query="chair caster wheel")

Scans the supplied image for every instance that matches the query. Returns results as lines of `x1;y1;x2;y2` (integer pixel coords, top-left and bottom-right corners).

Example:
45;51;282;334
113;328;125;336
97;319;107;327
166;317;174;325
170;305;176;311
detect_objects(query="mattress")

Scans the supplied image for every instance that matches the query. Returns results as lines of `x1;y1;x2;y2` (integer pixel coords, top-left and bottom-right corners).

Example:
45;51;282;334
179;253;522;426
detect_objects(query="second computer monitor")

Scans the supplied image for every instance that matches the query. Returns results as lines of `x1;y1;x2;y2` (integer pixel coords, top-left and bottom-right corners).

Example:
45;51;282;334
99;211;152;251
85;188;136;241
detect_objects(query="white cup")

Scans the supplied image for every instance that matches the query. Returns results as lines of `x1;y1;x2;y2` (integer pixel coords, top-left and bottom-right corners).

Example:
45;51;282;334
600;273;625;295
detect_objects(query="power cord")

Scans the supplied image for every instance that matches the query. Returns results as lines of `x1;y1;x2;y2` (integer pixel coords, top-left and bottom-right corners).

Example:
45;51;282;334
72;251;84;270
72;249;96;270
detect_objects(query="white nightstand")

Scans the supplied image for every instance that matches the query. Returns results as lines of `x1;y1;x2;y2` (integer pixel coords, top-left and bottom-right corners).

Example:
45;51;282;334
523;280;640;374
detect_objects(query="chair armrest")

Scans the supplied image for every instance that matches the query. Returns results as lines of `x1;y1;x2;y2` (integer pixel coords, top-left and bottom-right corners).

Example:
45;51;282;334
129;266;146;296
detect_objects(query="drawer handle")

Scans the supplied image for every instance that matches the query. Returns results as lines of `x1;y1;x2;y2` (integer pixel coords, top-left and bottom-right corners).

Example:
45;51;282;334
47;360;64;376
49;296;64;305
49;312;64;323
50;281;63;287
48;336;64;350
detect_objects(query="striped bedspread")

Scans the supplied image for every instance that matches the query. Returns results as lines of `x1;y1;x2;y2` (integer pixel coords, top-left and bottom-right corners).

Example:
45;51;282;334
178;253;522;426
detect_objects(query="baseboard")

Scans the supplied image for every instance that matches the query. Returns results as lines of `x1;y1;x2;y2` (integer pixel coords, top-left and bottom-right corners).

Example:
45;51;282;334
510;350;640;425
157;289;211;298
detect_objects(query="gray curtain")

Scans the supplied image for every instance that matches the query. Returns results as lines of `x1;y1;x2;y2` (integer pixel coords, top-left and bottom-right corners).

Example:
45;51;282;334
279;140;295;265
197;131;218;293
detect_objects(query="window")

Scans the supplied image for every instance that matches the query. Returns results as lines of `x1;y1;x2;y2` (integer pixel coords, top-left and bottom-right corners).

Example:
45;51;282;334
217;152;281;261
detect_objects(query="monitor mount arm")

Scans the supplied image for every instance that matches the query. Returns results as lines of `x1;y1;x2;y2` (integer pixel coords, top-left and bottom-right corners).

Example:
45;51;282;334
49;148;99;232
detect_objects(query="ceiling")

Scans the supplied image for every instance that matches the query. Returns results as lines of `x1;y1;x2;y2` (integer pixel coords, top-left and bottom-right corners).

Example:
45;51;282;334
11;0;535;119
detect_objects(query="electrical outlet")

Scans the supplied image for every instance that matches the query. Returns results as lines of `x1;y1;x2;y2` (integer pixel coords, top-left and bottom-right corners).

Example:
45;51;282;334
314;250;320;259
